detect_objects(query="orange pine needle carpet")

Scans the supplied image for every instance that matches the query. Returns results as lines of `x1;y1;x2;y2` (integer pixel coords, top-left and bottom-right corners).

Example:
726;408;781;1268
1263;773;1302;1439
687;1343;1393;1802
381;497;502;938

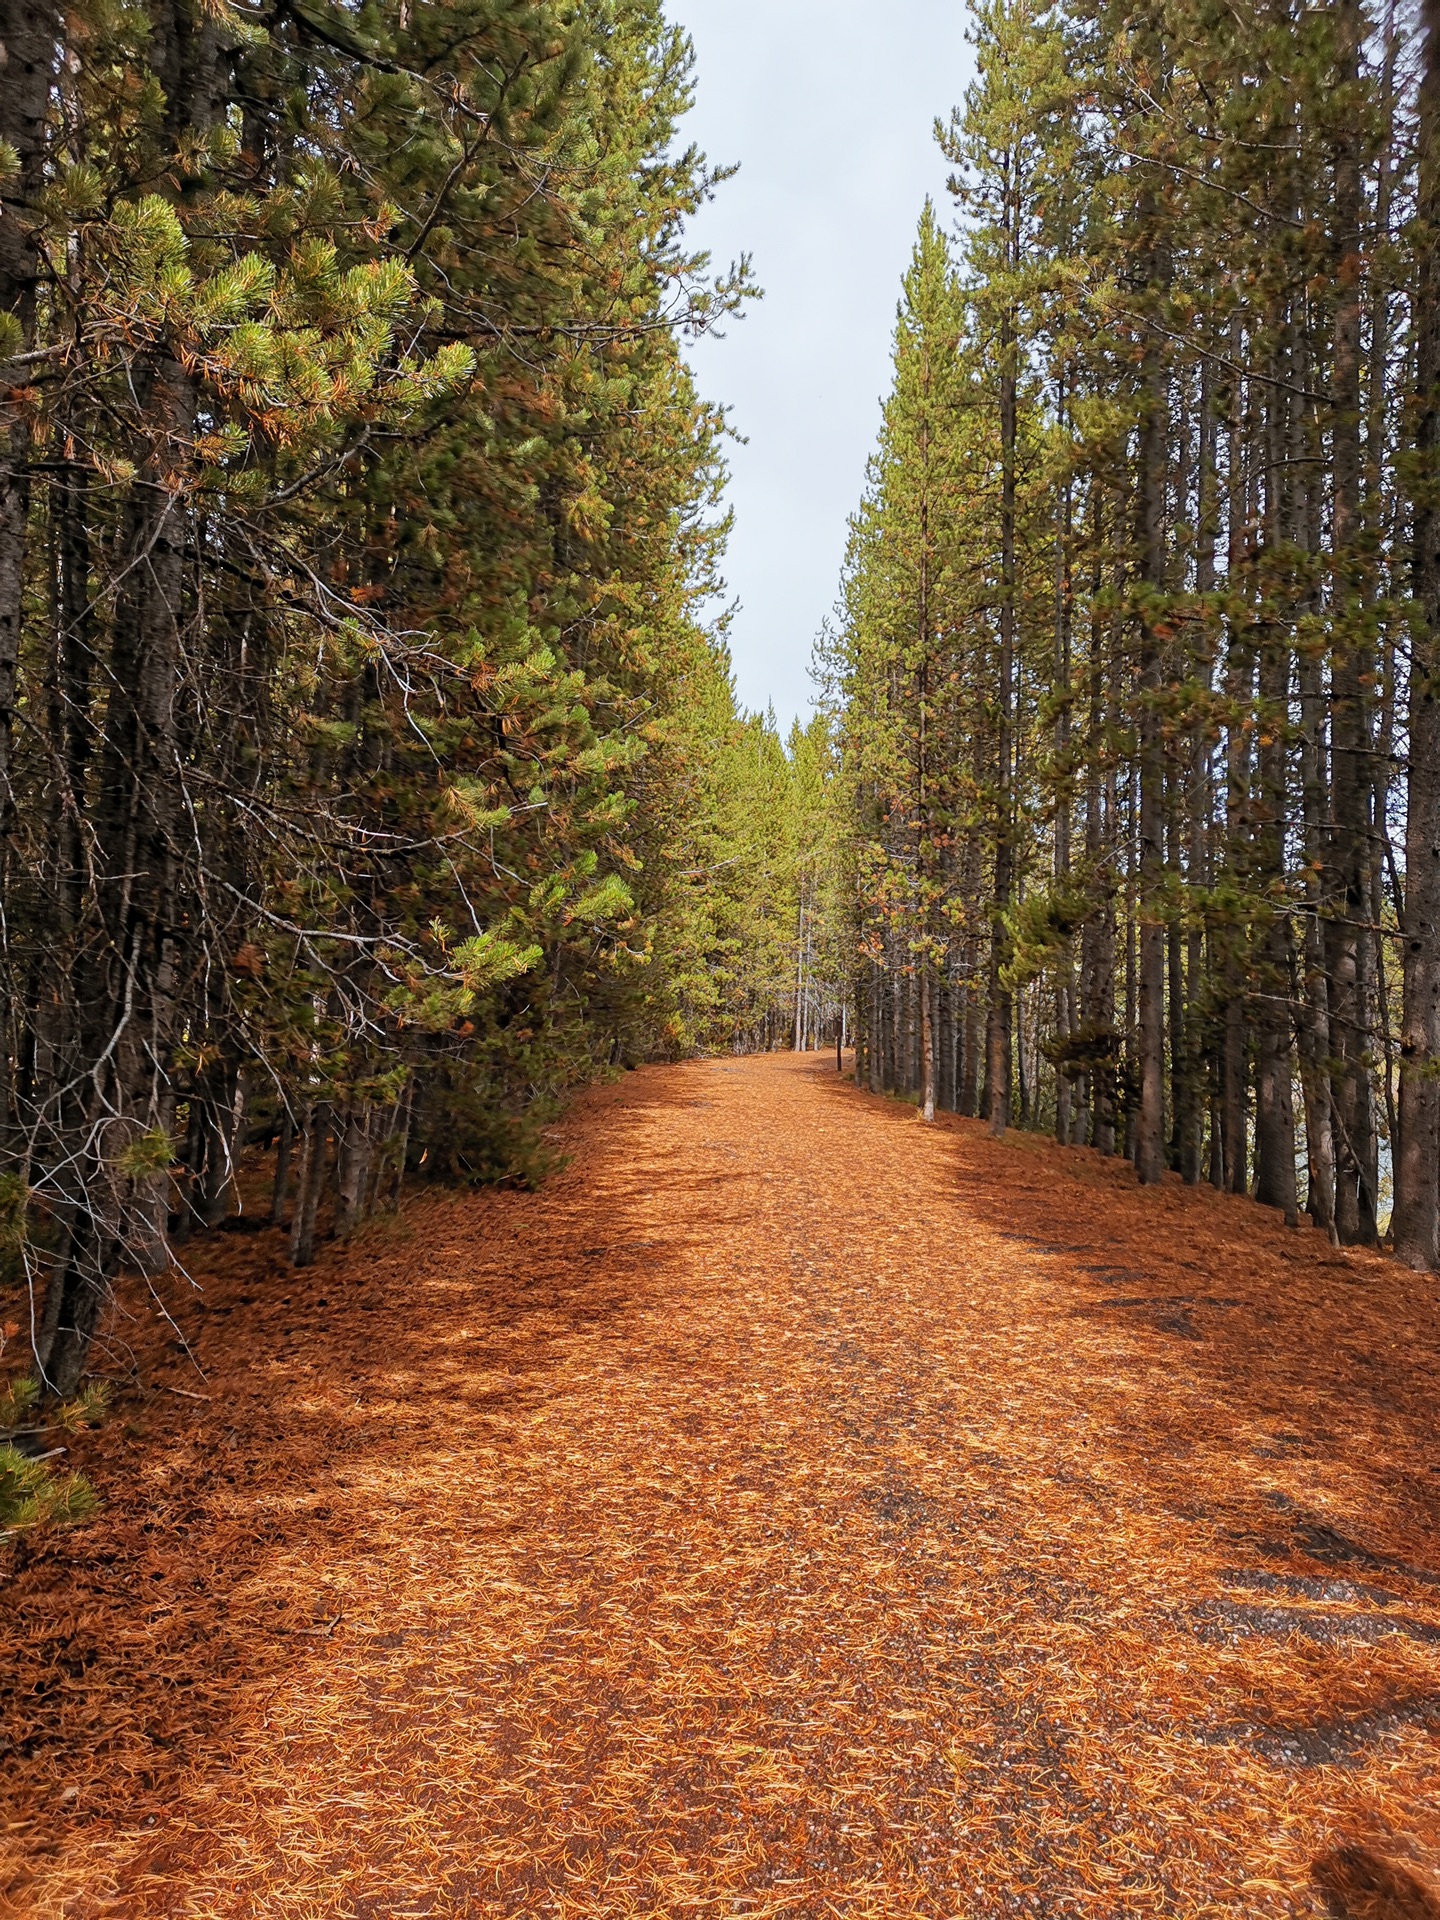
3;1054;1439;1918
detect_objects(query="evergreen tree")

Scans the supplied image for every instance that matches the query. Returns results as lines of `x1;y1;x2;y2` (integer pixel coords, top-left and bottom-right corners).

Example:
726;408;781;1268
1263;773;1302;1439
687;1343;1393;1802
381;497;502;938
0;0;766;1392
835;0;1440;1271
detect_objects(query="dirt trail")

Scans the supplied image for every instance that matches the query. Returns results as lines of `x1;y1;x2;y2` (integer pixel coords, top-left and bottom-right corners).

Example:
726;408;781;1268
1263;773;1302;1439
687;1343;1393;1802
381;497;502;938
4;1055;1440;1918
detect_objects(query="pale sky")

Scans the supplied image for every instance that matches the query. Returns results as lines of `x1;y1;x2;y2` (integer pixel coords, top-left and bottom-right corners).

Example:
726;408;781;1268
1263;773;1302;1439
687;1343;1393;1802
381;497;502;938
670;0;976;731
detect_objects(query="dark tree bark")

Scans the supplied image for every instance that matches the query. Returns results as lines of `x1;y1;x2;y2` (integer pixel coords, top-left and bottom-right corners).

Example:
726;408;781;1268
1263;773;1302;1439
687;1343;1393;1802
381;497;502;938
1253;351;1297;1225
290;1104;330;1269
1220;331;1253;1200
1296;337;1338;1235
0;0;56;801
1180;371;1215;1189
1055;401;1076;1148
1394;0;1440;1270
1134;350;1168;1186
1327;0;1380;1247
988;149;1019;1140
271;1110;295;1228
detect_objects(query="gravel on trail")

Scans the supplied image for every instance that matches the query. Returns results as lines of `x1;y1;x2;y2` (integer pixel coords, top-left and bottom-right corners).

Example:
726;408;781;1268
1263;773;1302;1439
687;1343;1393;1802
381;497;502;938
3;1053;1439;1918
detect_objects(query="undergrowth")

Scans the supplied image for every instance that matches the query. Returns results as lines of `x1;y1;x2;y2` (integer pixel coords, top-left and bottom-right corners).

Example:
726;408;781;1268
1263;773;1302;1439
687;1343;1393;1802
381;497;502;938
0;1443;97;1535
0;1375;105;1538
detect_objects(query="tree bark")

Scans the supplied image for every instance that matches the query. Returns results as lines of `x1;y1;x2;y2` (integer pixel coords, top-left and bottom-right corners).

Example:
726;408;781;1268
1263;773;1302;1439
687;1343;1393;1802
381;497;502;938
1327;0;1380;1246
1394;0;1440;1269
336;1108;372;1237
290;1104;329;1268
989;298;1017;1138
919;966;936;1123
0;0;56;801
1253;362;1297;1225
1135;367;1168;1186
271;1109;294;1228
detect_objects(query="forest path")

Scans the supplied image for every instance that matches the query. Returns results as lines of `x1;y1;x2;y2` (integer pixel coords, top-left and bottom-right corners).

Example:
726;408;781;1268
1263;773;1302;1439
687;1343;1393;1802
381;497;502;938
6;1054;1440;1918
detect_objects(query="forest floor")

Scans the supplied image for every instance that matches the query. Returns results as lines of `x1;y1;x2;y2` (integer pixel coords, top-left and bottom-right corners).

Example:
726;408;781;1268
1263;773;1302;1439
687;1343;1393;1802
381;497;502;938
3;1055;1440;1919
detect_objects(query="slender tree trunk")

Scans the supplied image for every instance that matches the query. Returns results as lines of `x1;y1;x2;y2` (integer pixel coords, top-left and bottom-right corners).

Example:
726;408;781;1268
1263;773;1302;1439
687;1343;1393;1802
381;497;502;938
875;967;887;1090
0;0;56;803
290;1104;329;1269
1327;0;1379;1245
961;963;980;1116
793;895;805;1052
1082;496;1117;1155
920;965;936;1123
271;1109;294;1228
989;294;1017;1139
201;1071;246;1228
51;461;97;930
1253;363;1298;1225
388;1077;415;1209
1296;335;1338;1234
1180;729;1209;1188
1395;0;1440;1268
1182;363;1219;1187
1135;345;1168;1186
936;967;953;1110
35;1206;120;1399
336;1108;371;1238
1221;337;1253;1198
1055;410;1075;1147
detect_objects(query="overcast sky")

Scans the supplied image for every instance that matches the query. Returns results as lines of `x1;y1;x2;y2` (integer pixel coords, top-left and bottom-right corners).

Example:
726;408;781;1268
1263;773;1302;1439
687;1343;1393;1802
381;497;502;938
668;0;976;730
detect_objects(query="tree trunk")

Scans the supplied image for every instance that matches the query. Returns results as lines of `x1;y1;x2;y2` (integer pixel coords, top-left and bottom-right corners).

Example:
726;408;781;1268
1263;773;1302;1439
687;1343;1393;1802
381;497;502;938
1181;360;1218;1188
1053;378;1076;1147
1135;355;1168;1186
919;965;936;1123
989;177;1018;1140
0;0;56;800
290;1104;329;1268
1394;0;1440;1269
1327;0;1379;1246
271;1109;294;1228
35;1206;120;1399
336;1108;371;1237
1253;362;1297;1226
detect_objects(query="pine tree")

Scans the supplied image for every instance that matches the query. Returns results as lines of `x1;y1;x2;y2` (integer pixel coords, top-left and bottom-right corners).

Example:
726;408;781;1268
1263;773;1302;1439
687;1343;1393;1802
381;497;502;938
834;0;1440;1271
0;0;761;1392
